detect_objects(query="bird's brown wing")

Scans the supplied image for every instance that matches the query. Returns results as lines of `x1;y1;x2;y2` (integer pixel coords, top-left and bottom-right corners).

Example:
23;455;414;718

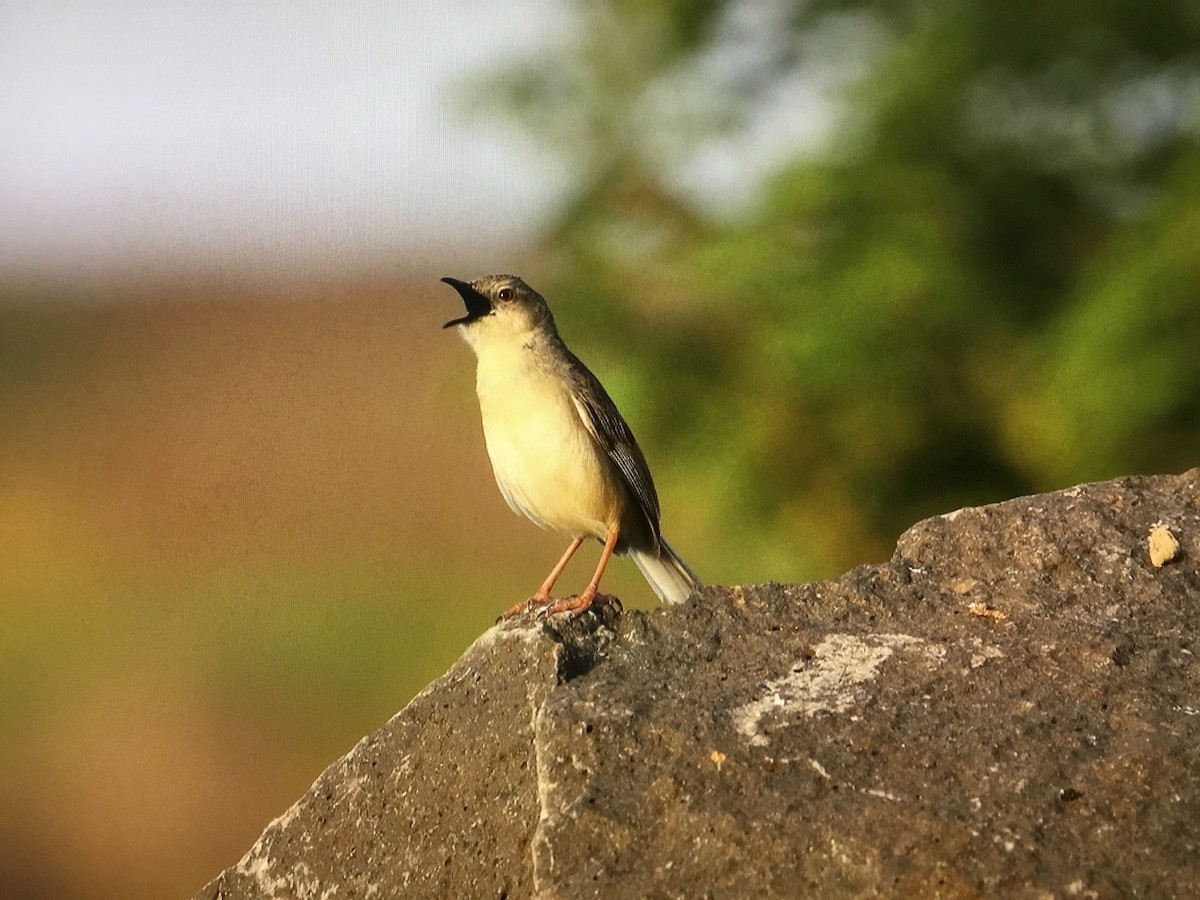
565;351;662;551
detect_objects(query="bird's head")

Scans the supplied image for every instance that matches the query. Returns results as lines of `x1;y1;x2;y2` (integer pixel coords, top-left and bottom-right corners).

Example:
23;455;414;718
441;275;554;347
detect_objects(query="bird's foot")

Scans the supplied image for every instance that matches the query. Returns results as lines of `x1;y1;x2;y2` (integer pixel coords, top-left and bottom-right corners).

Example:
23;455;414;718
498;592;553;623
538;590;619;620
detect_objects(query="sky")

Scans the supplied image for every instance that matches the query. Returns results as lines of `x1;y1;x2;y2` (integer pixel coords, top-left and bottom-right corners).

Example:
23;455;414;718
0;1;838;285
0;1;573;281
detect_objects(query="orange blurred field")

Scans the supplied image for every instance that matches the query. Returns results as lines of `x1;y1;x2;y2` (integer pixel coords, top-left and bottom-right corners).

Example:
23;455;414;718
0;276;656;899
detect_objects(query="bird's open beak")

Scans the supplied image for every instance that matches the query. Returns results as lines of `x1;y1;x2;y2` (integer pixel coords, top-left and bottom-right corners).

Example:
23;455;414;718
441;277;492;328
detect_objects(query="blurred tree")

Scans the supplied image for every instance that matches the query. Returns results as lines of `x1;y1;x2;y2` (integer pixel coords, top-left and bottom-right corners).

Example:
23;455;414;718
490;0;1200;579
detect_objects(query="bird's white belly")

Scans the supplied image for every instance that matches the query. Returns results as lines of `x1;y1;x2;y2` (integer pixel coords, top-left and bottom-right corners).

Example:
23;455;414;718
476;359;618;539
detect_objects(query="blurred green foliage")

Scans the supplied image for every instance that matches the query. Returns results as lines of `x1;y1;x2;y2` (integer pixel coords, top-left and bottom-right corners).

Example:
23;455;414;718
494;0;1200;578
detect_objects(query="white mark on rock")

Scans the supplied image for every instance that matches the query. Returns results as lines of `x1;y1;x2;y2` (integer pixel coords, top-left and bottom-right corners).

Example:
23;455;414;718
969;639;1005;669
809;758;831;779
863;788;901;802
236;854;287;895
734;633;937;746
235;854;331;899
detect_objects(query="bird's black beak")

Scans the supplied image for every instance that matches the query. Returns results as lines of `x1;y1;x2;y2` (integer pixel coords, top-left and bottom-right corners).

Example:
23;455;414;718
441;277;492;328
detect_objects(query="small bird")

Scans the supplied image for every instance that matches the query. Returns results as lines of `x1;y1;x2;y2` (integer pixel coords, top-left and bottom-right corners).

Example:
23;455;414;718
442;274;701;618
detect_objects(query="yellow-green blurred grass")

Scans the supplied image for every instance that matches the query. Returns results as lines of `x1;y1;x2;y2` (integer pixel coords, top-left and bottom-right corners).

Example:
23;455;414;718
0;279;657;900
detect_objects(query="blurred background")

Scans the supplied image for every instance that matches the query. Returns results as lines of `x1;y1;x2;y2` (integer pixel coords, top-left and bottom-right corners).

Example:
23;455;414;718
2;1;1198;897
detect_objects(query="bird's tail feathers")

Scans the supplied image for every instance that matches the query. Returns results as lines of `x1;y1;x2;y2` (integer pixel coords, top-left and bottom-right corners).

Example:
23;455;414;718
631;538;701;605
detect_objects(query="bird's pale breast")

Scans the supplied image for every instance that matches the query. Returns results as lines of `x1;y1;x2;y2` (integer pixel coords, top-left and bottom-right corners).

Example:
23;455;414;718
474;342;620;539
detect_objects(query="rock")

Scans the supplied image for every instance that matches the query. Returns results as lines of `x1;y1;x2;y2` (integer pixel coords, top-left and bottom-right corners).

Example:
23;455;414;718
197;471;1200;899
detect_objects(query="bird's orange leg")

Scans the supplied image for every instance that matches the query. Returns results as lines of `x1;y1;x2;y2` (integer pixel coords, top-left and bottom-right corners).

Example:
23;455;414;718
500;536;585;620
541;528;619;618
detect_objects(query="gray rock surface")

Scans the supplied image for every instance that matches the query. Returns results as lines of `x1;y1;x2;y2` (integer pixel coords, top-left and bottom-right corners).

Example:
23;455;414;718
197;471;1200;899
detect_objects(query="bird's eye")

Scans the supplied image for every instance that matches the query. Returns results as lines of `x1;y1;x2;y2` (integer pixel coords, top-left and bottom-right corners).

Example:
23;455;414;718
497;288;514;301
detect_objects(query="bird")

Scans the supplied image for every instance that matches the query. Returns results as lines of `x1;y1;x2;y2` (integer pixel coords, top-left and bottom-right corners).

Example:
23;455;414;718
441;274;701;619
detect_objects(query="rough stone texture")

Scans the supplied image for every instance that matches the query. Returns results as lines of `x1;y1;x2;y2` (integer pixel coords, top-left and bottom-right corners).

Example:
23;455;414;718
198;471;1200;899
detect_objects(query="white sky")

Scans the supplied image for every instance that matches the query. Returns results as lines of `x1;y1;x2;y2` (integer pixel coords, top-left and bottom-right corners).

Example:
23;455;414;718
0;1;838;285
0;1;573;281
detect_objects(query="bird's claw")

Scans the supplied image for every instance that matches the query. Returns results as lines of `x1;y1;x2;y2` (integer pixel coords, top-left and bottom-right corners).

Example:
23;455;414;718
497;594;553;623
498;592;621;624
537;592;619;620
